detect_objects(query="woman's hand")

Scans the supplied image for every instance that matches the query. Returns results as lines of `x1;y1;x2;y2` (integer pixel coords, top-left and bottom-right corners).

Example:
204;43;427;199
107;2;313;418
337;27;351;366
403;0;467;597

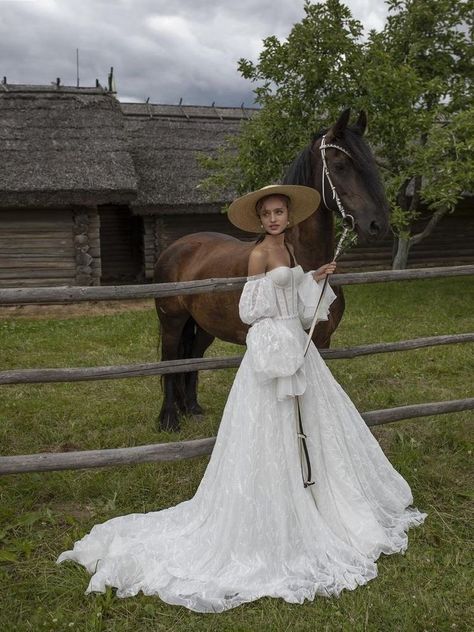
312;260;337;282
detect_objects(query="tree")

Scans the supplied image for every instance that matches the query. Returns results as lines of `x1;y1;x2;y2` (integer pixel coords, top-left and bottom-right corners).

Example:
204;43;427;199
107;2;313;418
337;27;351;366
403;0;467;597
364;0;474;268
200;0;366;193
200;0;474;269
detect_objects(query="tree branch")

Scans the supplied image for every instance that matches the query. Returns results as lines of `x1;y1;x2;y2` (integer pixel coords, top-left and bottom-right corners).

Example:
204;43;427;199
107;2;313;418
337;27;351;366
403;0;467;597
409;207;450;246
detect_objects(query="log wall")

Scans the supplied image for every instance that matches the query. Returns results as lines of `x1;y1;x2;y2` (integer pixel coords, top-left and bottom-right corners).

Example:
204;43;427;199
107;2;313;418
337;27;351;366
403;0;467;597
0;207;102;288
154;212;255;262
154;204;474;272
0;208;76;287
1;202;471;288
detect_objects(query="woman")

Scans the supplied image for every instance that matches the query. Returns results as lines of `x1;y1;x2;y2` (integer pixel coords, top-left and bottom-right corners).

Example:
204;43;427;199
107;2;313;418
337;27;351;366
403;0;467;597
57;184;427;613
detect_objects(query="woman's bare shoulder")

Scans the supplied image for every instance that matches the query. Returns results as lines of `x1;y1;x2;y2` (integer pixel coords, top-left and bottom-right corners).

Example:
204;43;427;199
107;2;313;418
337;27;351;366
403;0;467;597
247;245;268;276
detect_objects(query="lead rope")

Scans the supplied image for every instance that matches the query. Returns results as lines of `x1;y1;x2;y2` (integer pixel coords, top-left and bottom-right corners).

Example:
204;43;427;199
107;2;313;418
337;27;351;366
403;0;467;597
295;134;358;488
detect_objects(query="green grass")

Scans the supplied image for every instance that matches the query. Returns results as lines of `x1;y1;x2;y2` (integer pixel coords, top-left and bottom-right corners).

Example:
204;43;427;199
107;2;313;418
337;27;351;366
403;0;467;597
0;276;472;631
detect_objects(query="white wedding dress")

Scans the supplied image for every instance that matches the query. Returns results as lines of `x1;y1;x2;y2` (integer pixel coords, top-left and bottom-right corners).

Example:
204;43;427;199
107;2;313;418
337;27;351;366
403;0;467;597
57;265;427;613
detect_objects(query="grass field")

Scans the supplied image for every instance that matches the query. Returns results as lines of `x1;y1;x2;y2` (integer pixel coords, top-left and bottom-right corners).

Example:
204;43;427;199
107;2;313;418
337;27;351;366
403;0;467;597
0;276;472;631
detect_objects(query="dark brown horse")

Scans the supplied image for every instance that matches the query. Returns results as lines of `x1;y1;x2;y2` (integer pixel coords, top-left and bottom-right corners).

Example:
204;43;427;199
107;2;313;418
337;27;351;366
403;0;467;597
154;109;390;431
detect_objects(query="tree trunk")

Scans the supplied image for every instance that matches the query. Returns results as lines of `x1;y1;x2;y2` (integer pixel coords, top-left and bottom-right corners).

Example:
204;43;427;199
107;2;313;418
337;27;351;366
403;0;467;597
393;235;410;269
392;206;450;270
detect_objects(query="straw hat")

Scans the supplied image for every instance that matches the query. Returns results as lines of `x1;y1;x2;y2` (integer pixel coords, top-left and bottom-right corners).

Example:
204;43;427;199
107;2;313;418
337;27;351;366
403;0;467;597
227;184;320;233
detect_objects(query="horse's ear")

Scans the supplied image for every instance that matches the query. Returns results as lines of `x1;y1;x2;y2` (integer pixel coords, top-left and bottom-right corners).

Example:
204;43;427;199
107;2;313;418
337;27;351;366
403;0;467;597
326;108;351;141
354;110;368;136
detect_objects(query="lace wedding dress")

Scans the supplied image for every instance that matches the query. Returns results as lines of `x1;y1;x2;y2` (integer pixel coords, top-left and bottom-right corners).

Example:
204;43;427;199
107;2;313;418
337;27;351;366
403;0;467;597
57;265;427;613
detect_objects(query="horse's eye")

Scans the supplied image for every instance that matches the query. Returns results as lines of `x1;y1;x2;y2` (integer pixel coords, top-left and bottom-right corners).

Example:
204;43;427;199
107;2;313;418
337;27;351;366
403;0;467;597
333;162;345;172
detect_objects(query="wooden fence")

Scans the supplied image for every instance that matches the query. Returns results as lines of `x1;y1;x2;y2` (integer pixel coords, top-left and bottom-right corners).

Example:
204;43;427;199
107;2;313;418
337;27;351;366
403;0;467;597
1;264;473;475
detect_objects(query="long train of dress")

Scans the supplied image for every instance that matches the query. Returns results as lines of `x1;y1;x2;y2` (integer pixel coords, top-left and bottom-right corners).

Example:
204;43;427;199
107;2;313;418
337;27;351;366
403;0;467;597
57;265;427;613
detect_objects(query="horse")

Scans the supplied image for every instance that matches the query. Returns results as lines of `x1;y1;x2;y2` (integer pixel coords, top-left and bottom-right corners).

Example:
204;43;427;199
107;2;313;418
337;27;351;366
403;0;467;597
154;108;390;431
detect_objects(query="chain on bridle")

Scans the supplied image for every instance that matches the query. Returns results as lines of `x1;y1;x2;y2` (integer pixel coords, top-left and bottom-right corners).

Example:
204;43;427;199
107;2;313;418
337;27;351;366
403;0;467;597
314;134;357;259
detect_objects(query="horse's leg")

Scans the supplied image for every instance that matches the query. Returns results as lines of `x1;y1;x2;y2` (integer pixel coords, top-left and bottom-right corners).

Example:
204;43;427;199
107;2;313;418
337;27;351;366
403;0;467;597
157;314;189;433
173;317;197;416
184;325;215;418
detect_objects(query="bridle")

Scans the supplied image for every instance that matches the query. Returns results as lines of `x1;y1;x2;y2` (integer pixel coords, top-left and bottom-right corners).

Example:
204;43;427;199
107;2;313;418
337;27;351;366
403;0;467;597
318;134;356;233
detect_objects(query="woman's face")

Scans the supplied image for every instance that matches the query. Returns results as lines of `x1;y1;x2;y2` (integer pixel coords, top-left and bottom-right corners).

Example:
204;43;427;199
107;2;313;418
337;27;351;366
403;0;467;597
257;195;289;235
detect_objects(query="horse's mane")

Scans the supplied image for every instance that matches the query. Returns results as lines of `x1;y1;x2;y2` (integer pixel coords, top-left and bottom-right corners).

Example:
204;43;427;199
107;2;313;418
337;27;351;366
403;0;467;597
282;125;386;209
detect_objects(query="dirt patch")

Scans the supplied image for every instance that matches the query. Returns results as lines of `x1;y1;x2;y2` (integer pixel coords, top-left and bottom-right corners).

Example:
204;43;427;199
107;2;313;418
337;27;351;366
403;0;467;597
52;502;95;522
0;299;155;320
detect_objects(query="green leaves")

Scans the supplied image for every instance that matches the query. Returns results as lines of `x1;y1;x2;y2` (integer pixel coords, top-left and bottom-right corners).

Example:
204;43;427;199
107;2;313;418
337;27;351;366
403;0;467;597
419;108;474;211
368;0;473;256
200;0;473;258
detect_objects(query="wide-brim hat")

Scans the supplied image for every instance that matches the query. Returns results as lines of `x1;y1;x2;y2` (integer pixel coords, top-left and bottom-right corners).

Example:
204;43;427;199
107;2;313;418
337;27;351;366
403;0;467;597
227;184;320;233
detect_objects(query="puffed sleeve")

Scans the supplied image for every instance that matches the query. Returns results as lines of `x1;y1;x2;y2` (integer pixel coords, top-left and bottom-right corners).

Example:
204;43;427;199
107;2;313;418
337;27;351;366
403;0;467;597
297;271;338;330
238;275;278;325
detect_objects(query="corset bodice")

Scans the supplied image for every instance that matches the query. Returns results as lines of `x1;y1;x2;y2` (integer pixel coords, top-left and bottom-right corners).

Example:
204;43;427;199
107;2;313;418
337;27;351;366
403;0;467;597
266;265;305;318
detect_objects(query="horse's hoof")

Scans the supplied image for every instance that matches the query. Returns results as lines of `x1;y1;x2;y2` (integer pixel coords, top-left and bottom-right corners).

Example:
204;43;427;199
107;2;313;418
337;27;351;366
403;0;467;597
188;403;204;416
191;413;205;422
157;412;180;433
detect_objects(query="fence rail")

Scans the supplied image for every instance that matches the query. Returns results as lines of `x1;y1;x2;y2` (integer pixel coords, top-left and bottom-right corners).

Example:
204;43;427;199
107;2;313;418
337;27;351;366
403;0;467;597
0;398;472;475
0;264;473;305
0;333;472;385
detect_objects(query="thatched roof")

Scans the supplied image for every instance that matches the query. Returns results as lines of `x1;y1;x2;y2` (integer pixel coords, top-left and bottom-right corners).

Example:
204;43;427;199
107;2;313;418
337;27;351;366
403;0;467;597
121;102;257;213
0;84;137;208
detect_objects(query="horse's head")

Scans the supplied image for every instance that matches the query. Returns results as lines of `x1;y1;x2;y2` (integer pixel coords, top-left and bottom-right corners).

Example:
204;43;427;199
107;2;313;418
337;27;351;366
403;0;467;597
314;108;390;244
284;108;390;246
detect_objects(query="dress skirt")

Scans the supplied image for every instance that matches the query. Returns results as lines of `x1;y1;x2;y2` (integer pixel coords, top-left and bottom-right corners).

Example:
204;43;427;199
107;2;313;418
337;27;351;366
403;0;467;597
57;314;427;613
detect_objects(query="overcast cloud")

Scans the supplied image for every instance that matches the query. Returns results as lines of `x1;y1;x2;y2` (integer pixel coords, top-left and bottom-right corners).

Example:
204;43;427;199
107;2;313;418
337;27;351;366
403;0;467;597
0;0;388;106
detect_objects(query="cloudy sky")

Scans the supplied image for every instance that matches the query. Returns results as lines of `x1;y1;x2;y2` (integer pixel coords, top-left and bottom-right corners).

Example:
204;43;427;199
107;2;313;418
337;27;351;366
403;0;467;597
1;0;389;106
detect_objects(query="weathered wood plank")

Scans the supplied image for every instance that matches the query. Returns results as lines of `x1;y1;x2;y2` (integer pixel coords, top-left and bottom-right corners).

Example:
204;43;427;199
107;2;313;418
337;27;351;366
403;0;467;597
0;260;76;269
342;249;474;260
0;270;76;279
0;265;473;305
363;398;474;426
0;334;472;385
0;437;217;475
0;249;74;256
0;233;72;245
0;278;76;288
1;398;471;475
0;225;72;232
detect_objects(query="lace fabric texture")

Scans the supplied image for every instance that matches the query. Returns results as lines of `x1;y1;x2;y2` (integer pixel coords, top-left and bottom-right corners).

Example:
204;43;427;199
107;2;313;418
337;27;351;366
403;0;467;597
57;265;427;613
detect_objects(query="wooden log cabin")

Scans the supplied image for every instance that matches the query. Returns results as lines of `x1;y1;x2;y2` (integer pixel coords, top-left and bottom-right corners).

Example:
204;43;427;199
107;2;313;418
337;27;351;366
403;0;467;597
0;82;472;288
0;84;137;287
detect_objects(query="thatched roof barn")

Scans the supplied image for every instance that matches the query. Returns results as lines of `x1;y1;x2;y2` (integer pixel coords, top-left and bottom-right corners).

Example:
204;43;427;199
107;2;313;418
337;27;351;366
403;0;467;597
0;84;253;287
120;102;256;279
0;84;137;287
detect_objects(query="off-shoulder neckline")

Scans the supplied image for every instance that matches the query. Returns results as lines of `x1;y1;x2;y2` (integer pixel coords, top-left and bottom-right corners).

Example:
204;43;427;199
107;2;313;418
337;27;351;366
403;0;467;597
246;264;302;281
266;264;302;274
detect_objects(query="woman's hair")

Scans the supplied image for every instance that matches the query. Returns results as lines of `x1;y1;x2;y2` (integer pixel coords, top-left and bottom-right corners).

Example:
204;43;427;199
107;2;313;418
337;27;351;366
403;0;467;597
254;193;291;244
